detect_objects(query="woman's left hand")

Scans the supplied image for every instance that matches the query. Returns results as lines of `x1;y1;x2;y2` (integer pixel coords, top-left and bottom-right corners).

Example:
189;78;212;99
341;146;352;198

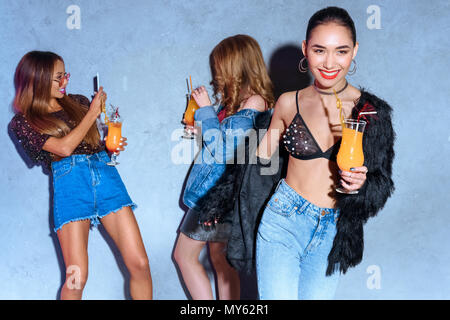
104;136;128;154
192;86;212;108
339;166;368;192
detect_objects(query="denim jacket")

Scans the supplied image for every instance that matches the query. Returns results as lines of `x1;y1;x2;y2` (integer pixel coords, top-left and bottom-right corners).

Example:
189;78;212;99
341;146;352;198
182;105;261;209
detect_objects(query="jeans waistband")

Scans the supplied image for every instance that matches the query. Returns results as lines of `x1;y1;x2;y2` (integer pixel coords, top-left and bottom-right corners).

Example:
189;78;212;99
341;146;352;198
52;151;109;169
275;179;339;220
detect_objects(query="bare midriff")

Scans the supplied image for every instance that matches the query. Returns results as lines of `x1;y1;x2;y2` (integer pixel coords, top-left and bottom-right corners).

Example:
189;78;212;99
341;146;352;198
284;156;339;209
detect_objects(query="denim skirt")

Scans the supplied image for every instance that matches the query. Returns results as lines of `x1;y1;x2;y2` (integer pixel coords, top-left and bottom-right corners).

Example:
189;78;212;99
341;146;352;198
51;151;137;232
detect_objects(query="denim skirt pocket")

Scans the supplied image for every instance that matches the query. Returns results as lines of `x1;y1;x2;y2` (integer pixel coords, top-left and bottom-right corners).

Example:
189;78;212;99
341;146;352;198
265;191;296;217
52;162;73;181
97;153;111;165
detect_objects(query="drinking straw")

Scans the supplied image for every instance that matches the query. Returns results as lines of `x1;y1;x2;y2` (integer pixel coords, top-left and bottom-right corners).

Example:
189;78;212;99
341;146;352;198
189;75;193;93
333;89;345;127
103;103;109;124
186;78;190;94
357;111;377;122
359;111;377;115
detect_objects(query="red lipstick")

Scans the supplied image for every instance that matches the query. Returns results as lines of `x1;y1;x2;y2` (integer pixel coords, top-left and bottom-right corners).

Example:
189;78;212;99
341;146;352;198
319;69;340;80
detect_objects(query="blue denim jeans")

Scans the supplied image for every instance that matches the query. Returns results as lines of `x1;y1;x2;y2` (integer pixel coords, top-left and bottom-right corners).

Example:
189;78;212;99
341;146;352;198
256;179;340;300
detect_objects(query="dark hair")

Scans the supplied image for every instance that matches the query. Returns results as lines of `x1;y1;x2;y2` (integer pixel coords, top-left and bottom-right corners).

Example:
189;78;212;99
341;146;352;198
13;51;100;146
306;7;356;45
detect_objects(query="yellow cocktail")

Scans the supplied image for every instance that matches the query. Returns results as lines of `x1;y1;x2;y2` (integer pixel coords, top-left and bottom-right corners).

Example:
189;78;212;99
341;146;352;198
337;127;364;171
105;105;123;166
106;122;122;153
181;76;199;139
336;119;366;194
183;96;199;127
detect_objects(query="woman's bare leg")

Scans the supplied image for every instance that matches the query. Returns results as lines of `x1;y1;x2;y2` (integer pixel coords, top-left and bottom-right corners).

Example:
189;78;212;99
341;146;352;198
57;220;90;300
174;233;213;299
100;206;153;299
208;241;240;300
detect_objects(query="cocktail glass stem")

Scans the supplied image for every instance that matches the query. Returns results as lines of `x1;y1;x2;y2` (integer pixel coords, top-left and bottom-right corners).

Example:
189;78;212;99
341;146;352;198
107;152;119;166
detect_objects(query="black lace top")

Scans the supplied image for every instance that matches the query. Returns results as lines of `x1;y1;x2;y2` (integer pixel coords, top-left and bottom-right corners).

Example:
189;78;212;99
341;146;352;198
281;90;341;161
9;94;105;167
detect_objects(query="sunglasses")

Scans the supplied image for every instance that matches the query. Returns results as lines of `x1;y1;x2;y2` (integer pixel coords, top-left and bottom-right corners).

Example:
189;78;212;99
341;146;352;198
53;72;70;87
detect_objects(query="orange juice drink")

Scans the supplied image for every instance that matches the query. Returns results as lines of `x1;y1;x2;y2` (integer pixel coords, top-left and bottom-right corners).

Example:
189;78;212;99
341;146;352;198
106;122;122;153
183;96;199;126
336;127;364;171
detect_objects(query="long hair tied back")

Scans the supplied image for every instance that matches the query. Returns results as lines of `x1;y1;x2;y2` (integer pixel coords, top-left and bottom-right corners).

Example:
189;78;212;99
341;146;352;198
306;6;356;45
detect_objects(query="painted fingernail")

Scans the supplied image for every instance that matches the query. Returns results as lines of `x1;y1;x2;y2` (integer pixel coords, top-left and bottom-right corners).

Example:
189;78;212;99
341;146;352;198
350;168;355;171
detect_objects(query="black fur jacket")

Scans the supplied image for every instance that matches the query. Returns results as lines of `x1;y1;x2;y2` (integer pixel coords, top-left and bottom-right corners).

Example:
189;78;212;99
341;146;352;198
194;89;395;276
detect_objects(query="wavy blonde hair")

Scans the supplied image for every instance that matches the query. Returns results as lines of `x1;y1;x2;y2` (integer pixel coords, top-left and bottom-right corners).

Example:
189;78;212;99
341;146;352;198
209;34;274;117
13;51;100;147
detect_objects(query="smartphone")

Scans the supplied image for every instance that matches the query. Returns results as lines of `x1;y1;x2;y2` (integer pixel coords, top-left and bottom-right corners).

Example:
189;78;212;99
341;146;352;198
94;73;100;93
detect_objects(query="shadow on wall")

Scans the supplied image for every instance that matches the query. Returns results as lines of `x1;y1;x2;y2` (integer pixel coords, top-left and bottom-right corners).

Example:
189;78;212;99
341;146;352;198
268;44;312;100
7;119;65;298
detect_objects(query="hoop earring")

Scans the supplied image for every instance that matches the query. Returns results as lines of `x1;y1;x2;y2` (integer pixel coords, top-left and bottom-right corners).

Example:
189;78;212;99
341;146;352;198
348;59;357;75
298;57;308;73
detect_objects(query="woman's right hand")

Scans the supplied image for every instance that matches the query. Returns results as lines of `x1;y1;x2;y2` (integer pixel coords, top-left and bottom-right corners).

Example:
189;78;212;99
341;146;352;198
90;86;106;117
192;86;212;108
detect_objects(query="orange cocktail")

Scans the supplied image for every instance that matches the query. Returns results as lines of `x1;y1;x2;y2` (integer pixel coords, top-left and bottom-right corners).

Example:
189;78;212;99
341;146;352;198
183;96;199;127
105;105;123;166
181;76;199;139
336;119;366;194
106;122;122;153
337;127;364;171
